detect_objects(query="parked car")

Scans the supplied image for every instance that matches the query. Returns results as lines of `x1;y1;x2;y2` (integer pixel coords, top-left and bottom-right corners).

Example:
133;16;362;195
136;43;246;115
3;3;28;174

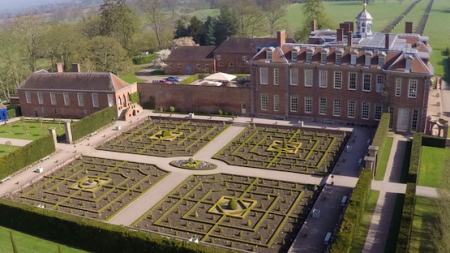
166;76;181;82
159;79;172;84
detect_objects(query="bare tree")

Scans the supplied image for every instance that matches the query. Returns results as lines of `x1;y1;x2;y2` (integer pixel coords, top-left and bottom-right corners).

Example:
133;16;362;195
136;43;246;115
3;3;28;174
137;0;168;50
262;0;287;37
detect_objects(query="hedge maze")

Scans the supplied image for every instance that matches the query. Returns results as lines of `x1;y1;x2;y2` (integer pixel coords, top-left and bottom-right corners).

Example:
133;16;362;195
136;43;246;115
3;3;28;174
12;156;169;220
98;117;231;157
214;124;349;175
132;173;320;253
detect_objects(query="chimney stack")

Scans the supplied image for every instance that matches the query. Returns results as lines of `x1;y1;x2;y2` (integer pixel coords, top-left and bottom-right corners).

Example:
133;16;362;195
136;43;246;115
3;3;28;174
344;22;354;32
277;30;286;46
311;20;316;32
56;63;63;73
337;28;344;42
347;32;353;47
385;33;390;49
405;22;413;33
339;23;350;34
72;63;81;73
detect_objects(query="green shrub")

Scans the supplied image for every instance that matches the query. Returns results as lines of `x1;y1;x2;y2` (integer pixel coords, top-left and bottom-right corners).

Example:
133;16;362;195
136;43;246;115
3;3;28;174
71;106;117;142
218;110;223;116
228;199;238;210
169;107;175;113
6;104;21;117
7;109;16;119
178;74;206;85
132;54;156;65
372;113;390;174
129;93;140;104
408;133;422;182
0;135;55;179
330;169;373;253
0;198;237;253
395;183;416;253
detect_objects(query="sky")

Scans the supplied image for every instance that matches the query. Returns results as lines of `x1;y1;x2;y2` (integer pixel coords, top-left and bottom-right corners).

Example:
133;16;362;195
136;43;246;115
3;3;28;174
0;0;74;11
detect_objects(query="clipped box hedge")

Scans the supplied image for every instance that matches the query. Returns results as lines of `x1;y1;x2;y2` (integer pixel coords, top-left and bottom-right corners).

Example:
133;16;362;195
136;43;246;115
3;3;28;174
71;106;117;142
0;198;237;253
0;135;55;179
372;113;390;174
395;183;417;253
330;169;373;253
132;54;155;65
421;135;446;148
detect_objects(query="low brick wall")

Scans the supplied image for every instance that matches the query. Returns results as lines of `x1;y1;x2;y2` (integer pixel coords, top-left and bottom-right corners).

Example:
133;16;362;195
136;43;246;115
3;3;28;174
137;83;251;116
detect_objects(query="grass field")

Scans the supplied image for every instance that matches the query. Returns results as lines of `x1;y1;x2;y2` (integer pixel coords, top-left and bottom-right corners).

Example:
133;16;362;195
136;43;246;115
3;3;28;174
391;0;430;34
423;0;450;79
0;121;65;141
410;196;438;253
0;226;87;253
418;146;450;187
349;190;380;253
384;193;405;253
0;144;19;157
375;137;394;181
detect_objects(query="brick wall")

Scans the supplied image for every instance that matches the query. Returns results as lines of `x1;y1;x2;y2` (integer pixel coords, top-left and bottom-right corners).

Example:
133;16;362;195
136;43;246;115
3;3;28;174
137;83;251;116
164;60;215;75
214;53;253;74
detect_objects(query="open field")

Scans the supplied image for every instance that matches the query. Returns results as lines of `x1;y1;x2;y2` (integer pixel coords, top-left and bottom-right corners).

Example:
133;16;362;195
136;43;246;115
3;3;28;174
213;124;349;175
391;0;430;34
375;137;394;180
349;190;380;253
410;196;438;253
0;120;65;141
423;0;450;79
98;117;231;157
12;156;170;221
0;144;19;157
0;226;87;253
418;146;450;187
132;173;320;253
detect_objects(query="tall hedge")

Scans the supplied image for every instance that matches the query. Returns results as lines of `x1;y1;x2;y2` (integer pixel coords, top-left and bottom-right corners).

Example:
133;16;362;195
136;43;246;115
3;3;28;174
71;106;117;142
372;113;390;175
395;183;417;253
132;54;156;65
421;135;446;148
0;135;55;179
408;133;423;182
0;198;237;253
330;169;373;253
6;104;21;118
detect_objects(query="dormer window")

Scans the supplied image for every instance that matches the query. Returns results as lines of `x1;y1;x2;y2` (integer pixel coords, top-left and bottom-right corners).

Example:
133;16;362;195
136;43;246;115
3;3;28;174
306;48;313;63
266;47;275;62
378;52;386;68
350;50;358;66
365;51;373;67
335;50;343;65
292;47;300;62
321;49;329;64
405;54;413;72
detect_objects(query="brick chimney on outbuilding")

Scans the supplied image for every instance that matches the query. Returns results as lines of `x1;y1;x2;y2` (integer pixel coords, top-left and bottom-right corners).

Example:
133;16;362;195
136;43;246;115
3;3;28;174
277;30;286;46
56;63;63;73
72;63;81;73
337;29;344;42
311;20;316;32
405;22;413;33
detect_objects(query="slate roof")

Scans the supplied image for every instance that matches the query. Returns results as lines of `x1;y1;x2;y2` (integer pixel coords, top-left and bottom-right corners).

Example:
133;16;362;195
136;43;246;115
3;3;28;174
166;46;216;61
18;72;130;91
213;37;296;54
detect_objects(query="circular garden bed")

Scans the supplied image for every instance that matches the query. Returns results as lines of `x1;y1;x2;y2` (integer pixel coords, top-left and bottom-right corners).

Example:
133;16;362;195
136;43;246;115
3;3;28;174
170;159;217;170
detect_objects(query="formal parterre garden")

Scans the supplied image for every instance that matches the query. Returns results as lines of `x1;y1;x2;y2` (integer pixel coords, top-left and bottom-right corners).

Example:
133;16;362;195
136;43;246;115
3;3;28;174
132;173;320;253
98;117;231;157
214;124;349;175
11;156;169;221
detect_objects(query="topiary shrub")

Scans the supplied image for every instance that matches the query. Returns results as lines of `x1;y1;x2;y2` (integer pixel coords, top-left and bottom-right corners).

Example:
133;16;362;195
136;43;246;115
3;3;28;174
169;107;175;113
228;199;238;210
162;131;170;138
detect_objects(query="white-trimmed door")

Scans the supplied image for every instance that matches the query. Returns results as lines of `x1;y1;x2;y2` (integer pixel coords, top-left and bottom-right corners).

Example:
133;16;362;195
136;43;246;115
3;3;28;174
397;108;409;132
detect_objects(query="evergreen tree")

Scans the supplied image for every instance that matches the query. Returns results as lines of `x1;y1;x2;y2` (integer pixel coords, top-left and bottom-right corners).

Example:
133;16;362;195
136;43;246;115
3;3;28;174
187;16;204;44
10;232;18;253
214;6;238;45
174;17;189;39
201;16;216;46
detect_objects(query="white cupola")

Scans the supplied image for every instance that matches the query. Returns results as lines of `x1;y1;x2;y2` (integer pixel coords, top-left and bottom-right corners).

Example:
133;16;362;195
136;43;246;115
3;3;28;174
356;3;373;38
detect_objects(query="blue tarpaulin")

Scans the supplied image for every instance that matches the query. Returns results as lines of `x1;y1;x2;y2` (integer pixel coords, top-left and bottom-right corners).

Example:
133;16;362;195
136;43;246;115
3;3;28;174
0;107;8;122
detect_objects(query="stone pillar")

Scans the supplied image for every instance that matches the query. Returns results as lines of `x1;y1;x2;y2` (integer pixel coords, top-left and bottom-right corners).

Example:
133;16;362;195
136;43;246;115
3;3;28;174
48;127;57;147
444;124;449;138
364;156;376;171
64;121;73;144
368;145;379;158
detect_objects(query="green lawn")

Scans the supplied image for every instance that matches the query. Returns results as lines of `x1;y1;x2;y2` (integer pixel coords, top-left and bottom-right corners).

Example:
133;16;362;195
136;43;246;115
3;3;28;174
0;144;19;157
120;72;145;83
423;0;450;79
384;194;406;253
391;0;430;34
0;121;65;141
349;190;380;253
418;146;450;187
188;8;220;20
410;196;438;253
0;226;87;253
375;137;394;180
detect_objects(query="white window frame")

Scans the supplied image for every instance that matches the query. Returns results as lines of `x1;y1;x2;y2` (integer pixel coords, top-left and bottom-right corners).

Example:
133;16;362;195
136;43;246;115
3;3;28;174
321;51;327;64
406;58;412;72
374;103;382;121
333;99;341;116
92;93;99;107
50;92;56;105
217;55;221;61
319;98;327;115
335;52;342;65
77;93;84;106
319;70;327;88
107;94;114;107
365;54;371;67
63;92;70;106
25;91;31;104
334;71;342;89
304;69;313;87
261;94;268;111
362;102;370;120
348;101;356;118
306;50;313;63
266;50;273;61
376;75;385;93
351;53;357;66
37;92;43;105
378;55;385;68
395;78;402;97
292;50;298;62
205;64;209;70
363;74;371;92
348;72;357;90
408;79;417;98
290;68;298;86
274;68;279;85
242;55;247;61
304;97;312;113
290;96;298;112
218;62;223;66
177;63;181;68
274;95;279;111
260;68;268;85
411;109;419;132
